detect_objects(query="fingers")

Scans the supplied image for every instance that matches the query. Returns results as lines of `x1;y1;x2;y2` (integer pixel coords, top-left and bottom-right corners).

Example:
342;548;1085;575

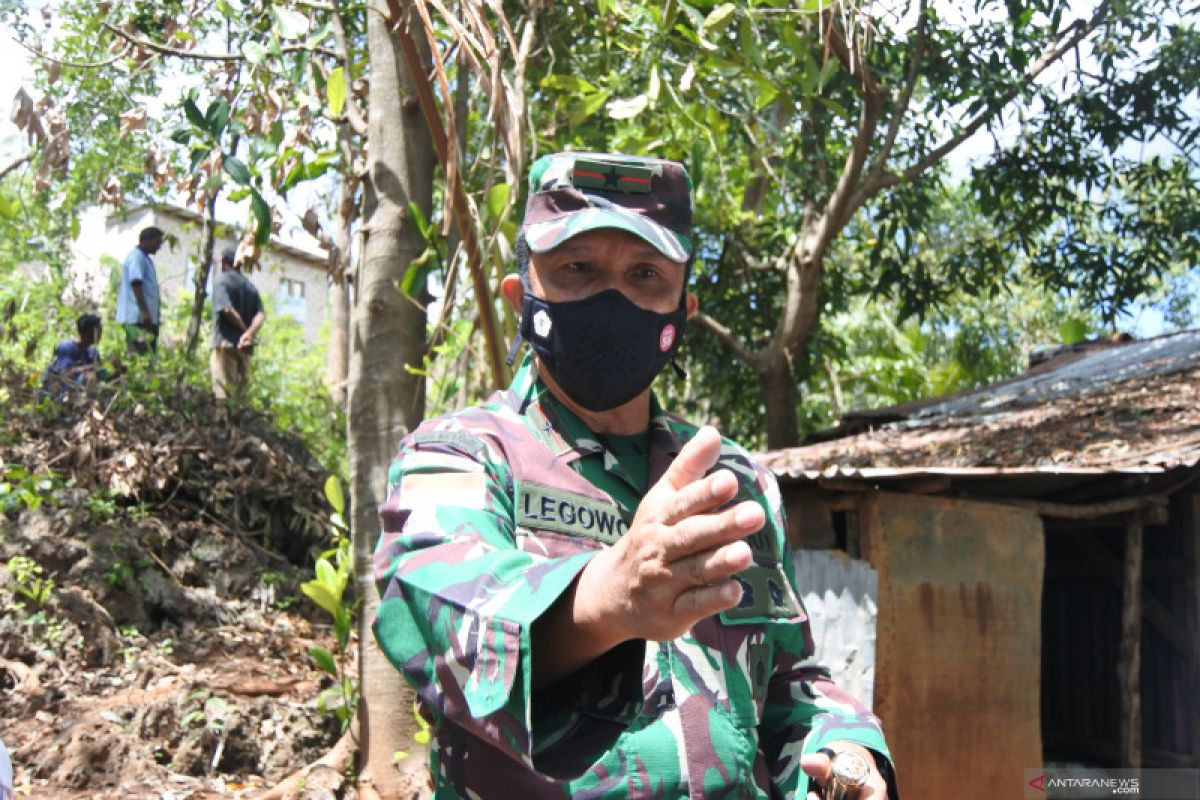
676;540;753;586
672;579;743;622
658;425;722;493
661;497;763;561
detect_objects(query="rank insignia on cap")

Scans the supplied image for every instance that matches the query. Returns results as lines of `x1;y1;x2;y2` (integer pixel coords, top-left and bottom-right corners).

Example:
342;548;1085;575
571;159;653;194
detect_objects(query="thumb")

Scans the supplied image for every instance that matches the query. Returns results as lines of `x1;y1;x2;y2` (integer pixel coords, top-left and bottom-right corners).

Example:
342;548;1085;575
800;752;833;784
657;425;723;493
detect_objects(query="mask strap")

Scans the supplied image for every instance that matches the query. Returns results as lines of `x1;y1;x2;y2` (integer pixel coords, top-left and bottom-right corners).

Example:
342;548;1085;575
506;332;524;367
670;358;687;380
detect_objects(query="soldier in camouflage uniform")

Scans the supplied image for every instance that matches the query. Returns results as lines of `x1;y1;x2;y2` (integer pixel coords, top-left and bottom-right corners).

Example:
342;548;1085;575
374;152;897;799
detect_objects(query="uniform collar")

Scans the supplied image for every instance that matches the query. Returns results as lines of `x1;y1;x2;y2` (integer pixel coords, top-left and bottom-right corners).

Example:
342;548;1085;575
506;352;685;470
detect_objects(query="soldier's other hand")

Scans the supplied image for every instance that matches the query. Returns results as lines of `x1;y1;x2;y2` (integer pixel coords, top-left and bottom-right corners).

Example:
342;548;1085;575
575;425;759;644
801;742;889;799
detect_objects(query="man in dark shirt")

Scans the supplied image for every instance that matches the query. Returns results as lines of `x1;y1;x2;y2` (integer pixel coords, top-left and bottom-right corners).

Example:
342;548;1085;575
210;246;265;399
42;314;104;400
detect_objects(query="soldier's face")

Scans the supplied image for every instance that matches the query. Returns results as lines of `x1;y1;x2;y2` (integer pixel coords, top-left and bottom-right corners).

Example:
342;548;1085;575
507;228;697;317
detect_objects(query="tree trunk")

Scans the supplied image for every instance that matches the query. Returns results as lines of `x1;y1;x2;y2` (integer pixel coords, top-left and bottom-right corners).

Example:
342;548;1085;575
756;347;801;450
351;4;434;797
328;276;350;404
184;192;218;357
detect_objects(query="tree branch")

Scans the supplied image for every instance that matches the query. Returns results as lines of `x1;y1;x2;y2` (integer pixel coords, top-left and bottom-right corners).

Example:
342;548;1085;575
10;34;129;69
864;0;1114;199
101;21;341;62
0;153;33;182
863;0;929;187
814;12;885;251
329;0;369;137
691;312;760;368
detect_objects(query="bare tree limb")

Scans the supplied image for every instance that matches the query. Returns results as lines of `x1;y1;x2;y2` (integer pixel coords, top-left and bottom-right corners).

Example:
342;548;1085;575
863;0;929;185
10;34;129;69
813;12;885;250
0;153;33;182
329;1;370;137
101;21;341;61
392;7;507;388
691;312;760;367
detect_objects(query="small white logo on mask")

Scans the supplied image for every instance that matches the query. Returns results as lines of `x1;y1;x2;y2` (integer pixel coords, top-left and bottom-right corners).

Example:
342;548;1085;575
659;324;676;352
533;309;553;339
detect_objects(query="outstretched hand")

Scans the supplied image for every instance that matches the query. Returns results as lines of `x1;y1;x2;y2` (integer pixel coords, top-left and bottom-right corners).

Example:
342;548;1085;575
573;425;760;645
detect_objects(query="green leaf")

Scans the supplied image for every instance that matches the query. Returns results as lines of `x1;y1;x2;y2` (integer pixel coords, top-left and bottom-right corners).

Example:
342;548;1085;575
301;579;340;616
189;146;212;174
607;93;649;120
414;728;431;745
407;201;432;240
0;196;16;220
316;557;337;590
206;99;230;139
250;189;271;246
570;90;611;128
169;126;192;145
1058;319;1088;345
400;247;437;297
243;41;268;66
223;156;251;185
701;3;737;35
754;80;779;111
334;605;351;651
182;97;206;131
273;7;309;39
486;183;511;221
540;74;596;93
326;66;346;119
227;187;252;202
324;475;345;514
309;645;338;677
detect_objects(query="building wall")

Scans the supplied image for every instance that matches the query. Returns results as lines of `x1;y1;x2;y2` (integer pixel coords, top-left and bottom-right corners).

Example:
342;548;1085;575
69;205;329;345
858;492;1044;800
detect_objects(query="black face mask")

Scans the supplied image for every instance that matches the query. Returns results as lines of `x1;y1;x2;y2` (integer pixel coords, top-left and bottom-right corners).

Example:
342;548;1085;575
520;288;687;412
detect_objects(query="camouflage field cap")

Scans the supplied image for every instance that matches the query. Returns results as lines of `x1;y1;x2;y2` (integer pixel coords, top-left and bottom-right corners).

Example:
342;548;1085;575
522;152;693;262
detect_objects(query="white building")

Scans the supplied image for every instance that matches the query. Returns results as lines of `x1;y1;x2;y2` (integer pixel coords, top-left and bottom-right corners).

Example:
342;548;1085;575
70;203;330;345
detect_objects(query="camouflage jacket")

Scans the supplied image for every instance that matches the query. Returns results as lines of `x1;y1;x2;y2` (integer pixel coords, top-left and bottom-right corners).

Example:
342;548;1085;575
374;355;895;798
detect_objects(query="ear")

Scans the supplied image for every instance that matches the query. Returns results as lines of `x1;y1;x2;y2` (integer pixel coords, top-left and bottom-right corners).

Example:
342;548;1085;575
685;291;699;320
500;274;524;314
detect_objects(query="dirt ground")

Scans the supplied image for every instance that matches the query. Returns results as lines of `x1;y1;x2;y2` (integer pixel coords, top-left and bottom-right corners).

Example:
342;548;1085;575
0;503;354;798
0;378;429;798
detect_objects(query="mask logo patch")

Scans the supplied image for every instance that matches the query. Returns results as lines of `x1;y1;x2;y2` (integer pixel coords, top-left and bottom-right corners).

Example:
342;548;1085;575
659;323;676;352
533;308;552;339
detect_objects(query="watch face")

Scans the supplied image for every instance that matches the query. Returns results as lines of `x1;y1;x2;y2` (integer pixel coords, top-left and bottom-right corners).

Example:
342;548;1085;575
831;751;870;785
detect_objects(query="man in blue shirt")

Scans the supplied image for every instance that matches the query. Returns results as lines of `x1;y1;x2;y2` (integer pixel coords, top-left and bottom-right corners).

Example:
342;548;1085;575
41;314;103;400
115;226;164;355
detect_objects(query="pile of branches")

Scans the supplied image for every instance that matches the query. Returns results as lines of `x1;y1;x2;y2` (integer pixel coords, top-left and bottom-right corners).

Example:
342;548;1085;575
0;362;329;565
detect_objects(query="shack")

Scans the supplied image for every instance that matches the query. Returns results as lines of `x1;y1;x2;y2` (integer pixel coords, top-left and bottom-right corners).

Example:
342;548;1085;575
760;329;1200;799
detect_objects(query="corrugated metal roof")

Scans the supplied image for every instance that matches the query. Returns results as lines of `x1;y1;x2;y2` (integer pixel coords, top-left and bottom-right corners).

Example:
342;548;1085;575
761;329;1200;479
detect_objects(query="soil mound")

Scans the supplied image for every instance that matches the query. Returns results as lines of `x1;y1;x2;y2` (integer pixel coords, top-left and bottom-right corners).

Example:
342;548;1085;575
0;366;349;798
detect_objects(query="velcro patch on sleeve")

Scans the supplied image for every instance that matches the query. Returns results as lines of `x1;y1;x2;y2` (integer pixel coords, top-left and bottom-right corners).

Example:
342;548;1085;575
721;562;804;623
398;471;487;511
